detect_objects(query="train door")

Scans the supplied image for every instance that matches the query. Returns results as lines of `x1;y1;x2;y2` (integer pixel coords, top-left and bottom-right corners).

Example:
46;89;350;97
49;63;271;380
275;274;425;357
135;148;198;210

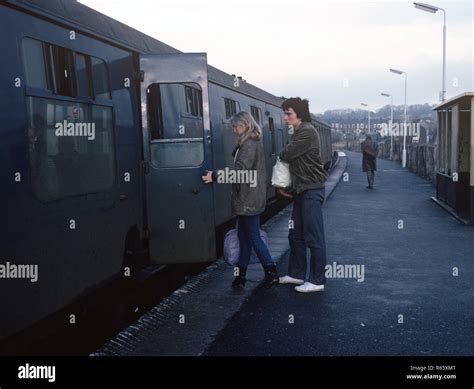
140;53;215;263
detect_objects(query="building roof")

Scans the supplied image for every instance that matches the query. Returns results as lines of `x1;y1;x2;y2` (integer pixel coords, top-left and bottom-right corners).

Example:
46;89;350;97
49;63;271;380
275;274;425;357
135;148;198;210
432;92;474;111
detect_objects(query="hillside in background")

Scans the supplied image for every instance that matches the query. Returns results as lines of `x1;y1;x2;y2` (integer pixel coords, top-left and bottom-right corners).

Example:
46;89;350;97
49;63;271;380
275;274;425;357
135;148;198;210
317;103;436;124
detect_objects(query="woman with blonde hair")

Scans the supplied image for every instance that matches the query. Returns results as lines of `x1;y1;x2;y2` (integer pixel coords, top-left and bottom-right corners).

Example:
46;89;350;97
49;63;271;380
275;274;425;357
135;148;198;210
202;111;278;289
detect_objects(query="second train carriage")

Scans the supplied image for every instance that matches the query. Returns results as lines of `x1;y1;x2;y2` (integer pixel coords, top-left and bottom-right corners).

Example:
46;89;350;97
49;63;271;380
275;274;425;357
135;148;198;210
0;0;332;343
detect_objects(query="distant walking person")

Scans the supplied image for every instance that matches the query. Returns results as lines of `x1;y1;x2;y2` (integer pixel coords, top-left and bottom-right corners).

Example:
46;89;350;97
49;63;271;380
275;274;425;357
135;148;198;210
361;135;379;189
278;98;328;293
202;111;279;289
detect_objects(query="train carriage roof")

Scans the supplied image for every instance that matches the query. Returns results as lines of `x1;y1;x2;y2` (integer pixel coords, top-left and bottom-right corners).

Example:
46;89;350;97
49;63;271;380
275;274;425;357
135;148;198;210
6;0;285;106
311;114;331;129
6;0;331;126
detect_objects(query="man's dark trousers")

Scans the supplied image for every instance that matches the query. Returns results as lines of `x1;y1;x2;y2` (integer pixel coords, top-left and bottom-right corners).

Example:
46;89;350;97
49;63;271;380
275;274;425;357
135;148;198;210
367;170;375;187
288;187;327;285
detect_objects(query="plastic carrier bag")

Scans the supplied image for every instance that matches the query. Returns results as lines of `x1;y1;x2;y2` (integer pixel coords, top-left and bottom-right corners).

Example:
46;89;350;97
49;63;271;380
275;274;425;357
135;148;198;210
223;222;268;266
271;157;291;188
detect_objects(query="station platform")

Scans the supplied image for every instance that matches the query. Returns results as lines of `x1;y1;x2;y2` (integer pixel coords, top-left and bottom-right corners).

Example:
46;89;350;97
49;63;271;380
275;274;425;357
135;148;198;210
94;151;474;356
92;153;346;356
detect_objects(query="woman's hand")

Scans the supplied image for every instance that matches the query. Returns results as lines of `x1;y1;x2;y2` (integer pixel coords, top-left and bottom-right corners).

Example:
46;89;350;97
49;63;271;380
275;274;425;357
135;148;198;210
201;171;213;184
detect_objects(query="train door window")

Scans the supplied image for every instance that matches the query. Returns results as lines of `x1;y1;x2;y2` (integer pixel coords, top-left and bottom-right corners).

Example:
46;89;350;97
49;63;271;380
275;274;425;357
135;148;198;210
75;53;92;98
22;38;51;90
147;83;204;167
250;106;262;125
224;98;238;119
26;96;115;201
185;85;203;117
148;84;164;140
269;117;276;154
91;57;111;100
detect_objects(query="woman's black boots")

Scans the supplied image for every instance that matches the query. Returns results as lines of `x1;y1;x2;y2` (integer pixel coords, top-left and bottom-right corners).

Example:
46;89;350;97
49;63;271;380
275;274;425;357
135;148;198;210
233;264;278;289
232;265;246;288
263;264;279;289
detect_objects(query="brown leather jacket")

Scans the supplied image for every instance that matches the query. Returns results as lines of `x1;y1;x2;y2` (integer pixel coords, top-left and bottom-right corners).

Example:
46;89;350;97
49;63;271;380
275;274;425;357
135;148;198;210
279;122;327;194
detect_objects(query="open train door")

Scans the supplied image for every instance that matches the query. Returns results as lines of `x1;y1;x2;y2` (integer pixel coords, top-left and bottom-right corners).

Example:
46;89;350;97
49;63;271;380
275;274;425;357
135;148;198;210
140;53;215;263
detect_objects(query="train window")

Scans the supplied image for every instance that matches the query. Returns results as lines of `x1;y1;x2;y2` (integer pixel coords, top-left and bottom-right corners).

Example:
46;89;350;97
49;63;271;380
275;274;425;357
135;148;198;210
75;53;91;98
48;45;75;97
269;117;276;154
26;96;115;201
250;106;262;125
185;85;203;117
22;38;51;90
224;98;238;119
147;83;204;167
91;57;111;100
22;39;110;102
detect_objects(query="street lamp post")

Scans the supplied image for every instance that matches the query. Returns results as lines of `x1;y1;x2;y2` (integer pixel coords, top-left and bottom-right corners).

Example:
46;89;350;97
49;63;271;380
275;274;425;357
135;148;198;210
390;68;408;168
361;103;370;134
381;93;393;159
414;2;446;102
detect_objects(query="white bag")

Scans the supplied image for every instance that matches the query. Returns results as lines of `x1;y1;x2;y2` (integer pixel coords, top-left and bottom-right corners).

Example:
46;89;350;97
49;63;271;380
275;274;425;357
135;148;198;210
271;157;291;188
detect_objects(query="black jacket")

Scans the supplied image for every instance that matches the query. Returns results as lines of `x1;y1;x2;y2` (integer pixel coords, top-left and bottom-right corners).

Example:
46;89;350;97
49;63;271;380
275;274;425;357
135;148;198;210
279;122;327;194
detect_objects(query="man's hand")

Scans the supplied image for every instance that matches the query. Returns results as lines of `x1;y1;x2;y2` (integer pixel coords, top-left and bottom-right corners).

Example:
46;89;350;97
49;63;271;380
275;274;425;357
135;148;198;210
277;187;293;198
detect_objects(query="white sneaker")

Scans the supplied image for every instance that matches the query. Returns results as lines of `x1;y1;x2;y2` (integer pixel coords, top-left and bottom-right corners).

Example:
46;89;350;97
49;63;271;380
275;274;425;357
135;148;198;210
279;275;304;285
294;282;325;293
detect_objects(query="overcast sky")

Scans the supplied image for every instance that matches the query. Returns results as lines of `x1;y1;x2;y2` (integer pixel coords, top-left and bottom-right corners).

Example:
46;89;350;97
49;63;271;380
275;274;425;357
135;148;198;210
80;0;473;114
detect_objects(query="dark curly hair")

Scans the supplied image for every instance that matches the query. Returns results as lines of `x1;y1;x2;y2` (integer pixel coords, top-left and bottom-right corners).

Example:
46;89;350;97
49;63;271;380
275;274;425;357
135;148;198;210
281;97;311;122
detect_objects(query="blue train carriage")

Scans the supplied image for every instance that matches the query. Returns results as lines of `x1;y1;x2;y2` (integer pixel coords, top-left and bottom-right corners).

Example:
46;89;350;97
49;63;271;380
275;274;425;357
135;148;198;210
0;0;329;343
310;114;332;166
0;0;145;343
0;0;279;342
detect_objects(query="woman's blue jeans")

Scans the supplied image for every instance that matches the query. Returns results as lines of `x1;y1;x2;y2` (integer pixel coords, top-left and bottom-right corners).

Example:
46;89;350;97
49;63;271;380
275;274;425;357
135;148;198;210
237;214;274;268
